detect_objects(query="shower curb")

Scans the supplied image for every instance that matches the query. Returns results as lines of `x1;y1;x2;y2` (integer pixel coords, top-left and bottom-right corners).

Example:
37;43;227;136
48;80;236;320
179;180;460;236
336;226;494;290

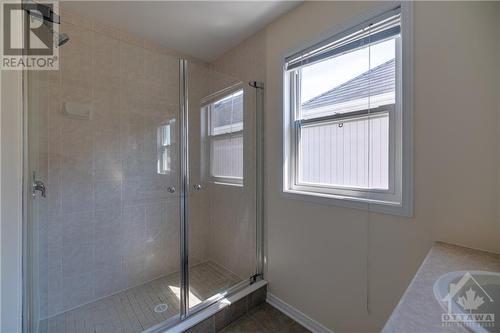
162;280;267;333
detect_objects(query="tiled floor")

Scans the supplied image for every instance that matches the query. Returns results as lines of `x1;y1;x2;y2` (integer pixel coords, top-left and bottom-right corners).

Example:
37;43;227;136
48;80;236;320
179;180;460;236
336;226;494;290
218;303;311;333
38;261;241;333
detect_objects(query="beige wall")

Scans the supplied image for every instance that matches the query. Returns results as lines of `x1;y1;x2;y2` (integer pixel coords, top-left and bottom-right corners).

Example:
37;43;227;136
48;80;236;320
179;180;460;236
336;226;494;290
211;1;500;332
419;3;500;253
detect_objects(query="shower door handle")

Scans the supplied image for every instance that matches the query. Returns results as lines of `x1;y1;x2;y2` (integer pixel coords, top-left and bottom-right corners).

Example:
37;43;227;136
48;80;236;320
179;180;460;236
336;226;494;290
193;184;202;191
32;172;46;198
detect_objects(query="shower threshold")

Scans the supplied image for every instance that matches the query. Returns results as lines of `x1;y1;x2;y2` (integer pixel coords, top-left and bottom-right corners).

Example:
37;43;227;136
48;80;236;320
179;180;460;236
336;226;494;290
38;261;241;333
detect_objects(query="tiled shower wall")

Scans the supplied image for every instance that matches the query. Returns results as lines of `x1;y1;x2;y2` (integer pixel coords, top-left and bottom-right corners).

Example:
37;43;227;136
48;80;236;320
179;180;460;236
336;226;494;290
33;5;258;321
35;11;210;319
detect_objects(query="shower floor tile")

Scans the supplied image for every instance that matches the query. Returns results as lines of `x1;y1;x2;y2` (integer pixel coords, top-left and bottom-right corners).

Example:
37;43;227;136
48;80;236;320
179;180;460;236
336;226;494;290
38;261;241;333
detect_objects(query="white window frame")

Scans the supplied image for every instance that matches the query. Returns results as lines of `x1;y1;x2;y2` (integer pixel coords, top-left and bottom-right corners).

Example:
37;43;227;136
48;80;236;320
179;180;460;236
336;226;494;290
283;2;413;216
202;84;244;186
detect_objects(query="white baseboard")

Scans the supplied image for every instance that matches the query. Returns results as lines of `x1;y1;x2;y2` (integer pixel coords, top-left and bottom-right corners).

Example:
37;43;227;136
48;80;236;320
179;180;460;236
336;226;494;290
266;293;334;333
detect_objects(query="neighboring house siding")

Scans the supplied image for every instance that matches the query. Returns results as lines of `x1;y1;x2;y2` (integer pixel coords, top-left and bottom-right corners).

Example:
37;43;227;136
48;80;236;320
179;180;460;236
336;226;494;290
299;114;389;189
298;59;394;189
211;134;244;179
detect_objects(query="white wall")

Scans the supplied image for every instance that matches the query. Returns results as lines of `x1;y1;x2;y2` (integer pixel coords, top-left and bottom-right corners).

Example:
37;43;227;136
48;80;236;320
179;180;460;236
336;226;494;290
211;1;500;331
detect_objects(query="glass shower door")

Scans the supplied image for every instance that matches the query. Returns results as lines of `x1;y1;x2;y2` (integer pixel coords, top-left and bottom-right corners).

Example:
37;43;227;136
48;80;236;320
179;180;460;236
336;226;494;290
25;38;262;332
24;22;184;331
184;62;258;313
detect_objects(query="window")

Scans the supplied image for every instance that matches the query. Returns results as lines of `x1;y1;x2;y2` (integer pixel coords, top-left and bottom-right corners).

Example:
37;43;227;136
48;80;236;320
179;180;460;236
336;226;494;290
283;5;412;214
205;88;244;184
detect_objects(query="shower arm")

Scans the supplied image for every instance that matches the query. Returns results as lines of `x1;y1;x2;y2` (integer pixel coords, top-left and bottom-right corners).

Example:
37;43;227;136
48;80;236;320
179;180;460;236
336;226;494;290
22;1;60;24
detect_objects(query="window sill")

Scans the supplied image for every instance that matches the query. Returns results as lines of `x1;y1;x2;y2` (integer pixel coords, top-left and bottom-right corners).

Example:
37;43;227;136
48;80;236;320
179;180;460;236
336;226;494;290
211;181;244;188
282;188;412;217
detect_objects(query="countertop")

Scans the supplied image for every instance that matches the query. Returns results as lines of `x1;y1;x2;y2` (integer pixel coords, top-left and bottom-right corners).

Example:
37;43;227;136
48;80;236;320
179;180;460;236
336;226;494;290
382;242;500;333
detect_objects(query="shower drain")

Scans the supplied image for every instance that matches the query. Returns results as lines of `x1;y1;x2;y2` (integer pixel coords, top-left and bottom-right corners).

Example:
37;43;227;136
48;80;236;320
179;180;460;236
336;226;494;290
154;303;169;313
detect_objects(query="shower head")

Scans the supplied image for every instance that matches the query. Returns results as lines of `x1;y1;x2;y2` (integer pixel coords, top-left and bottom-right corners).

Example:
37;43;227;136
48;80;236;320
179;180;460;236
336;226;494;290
24;2;69;47
45;27;70;47
58;33;70;47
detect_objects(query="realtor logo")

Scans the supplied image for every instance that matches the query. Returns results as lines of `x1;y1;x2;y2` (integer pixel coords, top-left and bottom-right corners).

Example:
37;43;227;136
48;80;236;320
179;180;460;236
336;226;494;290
441;272;495;329
1;1;60;70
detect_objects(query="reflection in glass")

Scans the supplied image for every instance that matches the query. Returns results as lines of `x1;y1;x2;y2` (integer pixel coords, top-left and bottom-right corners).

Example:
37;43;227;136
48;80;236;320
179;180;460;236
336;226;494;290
158;119;176;175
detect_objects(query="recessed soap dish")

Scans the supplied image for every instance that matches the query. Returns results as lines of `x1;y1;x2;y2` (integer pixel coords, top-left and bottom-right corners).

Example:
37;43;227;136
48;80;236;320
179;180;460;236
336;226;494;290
63;102;93;120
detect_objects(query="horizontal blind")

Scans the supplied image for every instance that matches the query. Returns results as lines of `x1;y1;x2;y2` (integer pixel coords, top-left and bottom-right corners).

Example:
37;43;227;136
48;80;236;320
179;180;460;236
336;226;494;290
285;7;401;71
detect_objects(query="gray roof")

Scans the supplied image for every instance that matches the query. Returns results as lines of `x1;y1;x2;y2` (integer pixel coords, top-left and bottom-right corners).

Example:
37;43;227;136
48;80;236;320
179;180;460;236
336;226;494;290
302;58;395;111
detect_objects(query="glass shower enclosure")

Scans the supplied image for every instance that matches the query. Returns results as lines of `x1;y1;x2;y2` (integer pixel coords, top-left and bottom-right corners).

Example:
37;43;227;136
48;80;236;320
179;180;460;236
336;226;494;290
23;14;263;332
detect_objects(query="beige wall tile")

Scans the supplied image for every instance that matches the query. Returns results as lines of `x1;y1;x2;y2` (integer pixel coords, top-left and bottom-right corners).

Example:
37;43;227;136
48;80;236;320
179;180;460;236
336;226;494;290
35;10;192;318
33;5;256;321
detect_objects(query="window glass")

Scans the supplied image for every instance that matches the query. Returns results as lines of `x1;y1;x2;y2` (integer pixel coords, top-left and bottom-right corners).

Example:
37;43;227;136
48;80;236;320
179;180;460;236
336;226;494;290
300;39;395;120
208;89;244;183
210;133;243;179
296;38;396;190
298;113;390;189
284;7;406;206
211;90;243;135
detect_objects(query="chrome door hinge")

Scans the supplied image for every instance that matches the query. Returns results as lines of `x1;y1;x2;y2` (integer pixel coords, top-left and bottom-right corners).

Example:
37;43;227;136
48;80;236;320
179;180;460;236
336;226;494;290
250;273;263;284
